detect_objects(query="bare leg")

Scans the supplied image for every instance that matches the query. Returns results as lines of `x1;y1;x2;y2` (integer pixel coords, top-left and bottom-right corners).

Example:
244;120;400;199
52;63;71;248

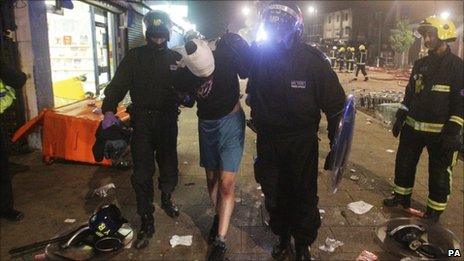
206;170;220;210
217;171;236;237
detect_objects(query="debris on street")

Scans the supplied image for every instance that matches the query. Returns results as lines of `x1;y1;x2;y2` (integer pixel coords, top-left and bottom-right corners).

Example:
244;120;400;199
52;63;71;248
347;201;374;214
386;149;395;153
318;237;344;253
356;250;378;261
169;235;193;248
94;183;116;198
64;219;76;223
350;175;360;181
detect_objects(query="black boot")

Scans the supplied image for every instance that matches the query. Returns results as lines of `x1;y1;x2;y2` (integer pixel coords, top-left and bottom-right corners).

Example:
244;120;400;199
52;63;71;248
294;244;311;261
0;208;24;222
208;236;227;261
364;76;369;81
208;215;219;244
161;192;179;218
134;214;155;249
383;193;411;208
423;207;442;223
271;235;291;260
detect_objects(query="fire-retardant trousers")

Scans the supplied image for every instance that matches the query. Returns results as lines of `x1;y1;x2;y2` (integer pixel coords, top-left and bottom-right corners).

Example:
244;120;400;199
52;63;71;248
130;108;179;216
254;129;321;246
393;125;459;212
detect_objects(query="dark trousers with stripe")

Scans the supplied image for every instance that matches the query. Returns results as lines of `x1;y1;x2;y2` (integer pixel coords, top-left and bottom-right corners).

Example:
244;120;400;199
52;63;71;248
394;125;458;212
355;64;367;77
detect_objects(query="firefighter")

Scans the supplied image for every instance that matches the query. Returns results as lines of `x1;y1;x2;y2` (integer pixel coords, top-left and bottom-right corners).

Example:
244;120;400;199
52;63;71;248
247;2;346;259
353;44;368;81
337;46;346;72
330;46;337;68
0;62;27;221
101;10;181;249
346;47;355;73
383;16;463;223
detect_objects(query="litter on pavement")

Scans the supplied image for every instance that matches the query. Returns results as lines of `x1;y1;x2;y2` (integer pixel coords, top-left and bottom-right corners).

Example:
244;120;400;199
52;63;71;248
386;149;395;153
94;183;116;198
318;237;344;253
64;218;76;223
169;235;193;248
350;175;360;181
355;250;378;261
348;201;374;215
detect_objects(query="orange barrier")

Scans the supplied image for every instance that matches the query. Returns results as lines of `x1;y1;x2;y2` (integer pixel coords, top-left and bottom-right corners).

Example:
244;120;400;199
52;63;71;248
12;99;129;165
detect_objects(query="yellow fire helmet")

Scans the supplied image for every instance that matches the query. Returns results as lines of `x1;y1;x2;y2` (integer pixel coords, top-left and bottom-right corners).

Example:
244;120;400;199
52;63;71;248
339;47;345;52
417;16;456;42
349;47;355;52
359;44;366;51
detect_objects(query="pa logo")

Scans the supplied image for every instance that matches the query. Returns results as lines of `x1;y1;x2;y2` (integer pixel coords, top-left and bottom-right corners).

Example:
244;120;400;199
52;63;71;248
448;249;461;257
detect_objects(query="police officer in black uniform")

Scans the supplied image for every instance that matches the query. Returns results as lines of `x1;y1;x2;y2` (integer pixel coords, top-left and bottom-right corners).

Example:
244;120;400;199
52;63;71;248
383;16;463;223
101;10;180;248
247;2;346;260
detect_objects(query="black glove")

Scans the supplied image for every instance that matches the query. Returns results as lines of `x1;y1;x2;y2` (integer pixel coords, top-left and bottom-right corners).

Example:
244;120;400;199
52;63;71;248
440;122;462;152
324;150;334;171
392;108;408;138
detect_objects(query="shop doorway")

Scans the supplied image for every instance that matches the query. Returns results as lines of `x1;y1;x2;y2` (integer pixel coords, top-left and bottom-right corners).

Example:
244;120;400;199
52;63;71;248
46;1;116;107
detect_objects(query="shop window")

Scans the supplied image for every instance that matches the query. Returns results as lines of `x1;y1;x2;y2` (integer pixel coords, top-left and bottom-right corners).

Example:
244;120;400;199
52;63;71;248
337;15;339;22
345;27;350;36
345;13;349;21
328;15;331;23
46;1;117;107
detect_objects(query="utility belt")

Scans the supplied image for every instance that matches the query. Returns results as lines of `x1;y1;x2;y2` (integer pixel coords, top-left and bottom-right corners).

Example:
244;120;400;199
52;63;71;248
129;104;178;118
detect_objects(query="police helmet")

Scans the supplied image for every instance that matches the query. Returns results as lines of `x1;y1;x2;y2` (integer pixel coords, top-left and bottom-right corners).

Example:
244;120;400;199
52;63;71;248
143;10;172;40
89;204;127;238
260;1;304;47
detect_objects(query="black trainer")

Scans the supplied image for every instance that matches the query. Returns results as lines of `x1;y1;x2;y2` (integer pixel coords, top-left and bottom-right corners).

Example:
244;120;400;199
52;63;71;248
271;235;291;260
364;76;369;81
161;192;180;218
208;215;219;244
134;214;155;249
0;208;24;222
383;193;411;208
208;237;227;261
294;245;311;261
423;207;442;223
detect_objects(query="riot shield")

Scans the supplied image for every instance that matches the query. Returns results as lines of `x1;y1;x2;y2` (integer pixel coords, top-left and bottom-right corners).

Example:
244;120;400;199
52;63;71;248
329;94;356;194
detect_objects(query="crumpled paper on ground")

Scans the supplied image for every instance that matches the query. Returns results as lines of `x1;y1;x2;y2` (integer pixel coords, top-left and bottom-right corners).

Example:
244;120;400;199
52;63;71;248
94;183;116;198
319;237;344;253
169;235;193;248
347;200;373;215
356;250;378;261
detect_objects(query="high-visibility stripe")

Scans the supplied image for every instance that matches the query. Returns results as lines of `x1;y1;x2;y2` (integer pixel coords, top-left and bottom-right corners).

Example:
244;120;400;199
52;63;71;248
427;198;447;211
449;116;464;126
431;84;450;92
394;185;413;195
405;116;444;133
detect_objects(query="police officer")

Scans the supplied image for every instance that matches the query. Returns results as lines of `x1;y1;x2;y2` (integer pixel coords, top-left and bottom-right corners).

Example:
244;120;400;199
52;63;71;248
101;10;180;248
0;62;26;222
383;16;463;223
353;44;368;81
247;2;346;260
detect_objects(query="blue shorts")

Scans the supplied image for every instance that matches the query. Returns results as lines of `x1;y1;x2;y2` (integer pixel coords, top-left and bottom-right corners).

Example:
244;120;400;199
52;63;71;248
198;109;245;173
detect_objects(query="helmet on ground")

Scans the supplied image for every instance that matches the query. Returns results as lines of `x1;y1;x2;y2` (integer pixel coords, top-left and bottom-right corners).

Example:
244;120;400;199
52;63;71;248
260;1;304;48
143;10;172;40
359;44;366;51
417;16;456;42
89;204;127;238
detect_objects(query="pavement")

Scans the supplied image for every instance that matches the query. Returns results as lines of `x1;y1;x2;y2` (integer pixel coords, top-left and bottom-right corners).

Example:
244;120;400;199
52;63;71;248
1;69;463;260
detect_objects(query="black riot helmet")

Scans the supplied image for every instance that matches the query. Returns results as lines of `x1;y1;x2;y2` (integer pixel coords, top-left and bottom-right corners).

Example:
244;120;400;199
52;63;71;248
143;10;172;41
89;204;127;238
259;1;304;49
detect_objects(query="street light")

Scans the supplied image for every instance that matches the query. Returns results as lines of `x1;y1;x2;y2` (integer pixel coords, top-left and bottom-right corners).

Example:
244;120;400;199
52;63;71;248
440;11;450;20
242;6;250;16
308;6;317;14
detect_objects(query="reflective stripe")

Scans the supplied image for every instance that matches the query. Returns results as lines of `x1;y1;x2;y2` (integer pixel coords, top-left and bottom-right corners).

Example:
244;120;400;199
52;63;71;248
427;198;447;211
431;84;450;92
405;116;444;133
394;185;413;195
399;104;409;112
449;115;464;126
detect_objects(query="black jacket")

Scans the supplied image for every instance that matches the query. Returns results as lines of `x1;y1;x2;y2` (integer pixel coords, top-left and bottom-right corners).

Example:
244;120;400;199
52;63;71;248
101;44;181;114
247;42;346;140
401;46;463;134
